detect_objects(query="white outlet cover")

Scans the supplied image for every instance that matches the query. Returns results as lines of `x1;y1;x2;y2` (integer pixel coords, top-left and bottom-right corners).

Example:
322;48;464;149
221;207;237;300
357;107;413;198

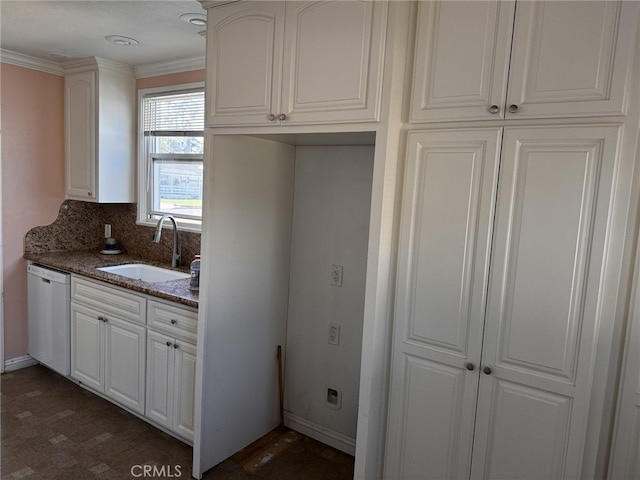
330;264;343;287
328;323;340;346
325;384;342;410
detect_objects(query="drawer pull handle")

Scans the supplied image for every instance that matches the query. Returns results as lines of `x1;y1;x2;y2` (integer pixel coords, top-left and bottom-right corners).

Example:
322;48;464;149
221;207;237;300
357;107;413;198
171;319;178;325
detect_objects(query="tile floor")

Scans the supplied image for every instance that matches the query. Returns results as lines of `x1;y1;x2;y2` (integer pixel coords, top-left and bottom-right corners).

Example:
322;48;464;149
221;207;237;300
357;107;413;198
1;365;354;479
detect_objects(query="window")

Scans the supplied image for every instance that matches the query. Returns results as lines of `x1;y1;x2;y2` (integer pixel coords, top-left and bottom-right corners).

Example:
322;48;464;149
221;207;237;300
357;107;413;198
138;84;205;230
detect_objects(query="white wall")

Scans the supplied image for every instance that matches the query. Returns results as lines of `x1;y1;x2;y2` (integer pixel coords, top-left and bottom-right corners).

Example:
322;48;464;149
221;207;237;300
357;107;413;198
284;145;374;453
194;135;295;476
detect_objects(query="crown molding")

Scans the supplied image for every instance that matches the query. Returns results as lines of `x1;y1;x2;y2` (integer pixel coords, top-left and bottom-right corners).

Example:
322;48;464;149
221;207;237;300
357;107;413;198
62;56;133;75
134;56;206;79
200;0;239;10
1;49;204;79
0;50;65;76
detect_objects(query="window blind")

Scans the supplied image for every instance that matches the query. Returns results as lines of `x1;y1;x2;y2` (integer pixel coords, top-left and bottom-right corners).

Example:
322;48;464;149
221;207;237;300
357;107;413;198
143;90;204;136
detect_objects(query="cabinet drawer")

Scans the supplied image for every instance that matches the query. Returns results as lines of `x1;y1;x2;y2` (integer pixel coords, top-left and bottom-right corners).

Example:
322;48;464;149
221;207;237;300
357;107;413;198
147;300;197;343
71;276;146;325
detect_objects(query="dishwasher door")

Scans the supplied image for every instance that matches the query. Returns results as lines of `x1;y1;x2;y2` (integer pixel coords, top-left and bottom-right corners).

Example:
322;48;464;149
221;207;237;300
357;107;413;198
27;263;71;376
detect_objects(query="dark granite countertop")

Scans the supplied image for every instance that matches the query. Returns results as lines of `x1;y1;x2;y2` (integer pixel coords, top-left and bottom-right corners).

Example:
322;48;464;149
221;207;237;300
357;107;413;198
24;250;198;309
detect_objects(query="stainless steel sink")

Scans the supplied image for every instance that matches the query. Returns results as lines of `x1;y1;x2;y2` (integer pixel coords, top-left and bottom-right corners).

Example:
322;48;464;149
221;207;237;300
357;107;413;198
97;263;190;283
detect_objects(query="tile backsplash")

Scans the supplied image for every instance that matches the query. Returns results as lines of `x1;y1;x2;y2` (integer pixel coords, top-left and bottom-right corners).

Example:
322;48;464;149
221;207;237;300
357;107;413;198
25;200;201;268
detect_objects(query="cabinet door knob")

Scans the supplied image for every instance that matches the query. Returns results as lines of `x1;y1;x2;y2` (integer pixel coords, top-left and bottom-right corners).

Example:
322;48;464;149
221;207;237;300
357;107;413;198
465;362;475;371
267;113;276;122
166;341;172;347
170;319;177;325
278;113;287;121
508;104;519;113
488;105;500;114
483;366;493;375
97;316;104;322
173;343;179;349
103;317;108;323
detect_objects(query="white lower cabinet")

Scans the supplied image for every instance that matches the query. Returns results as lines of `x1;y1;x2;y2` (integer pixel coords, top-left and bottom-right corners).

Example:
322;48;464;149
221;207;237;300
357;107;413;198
146;330;197;442
385;125;621;479
145;299;198;442
71;303;146;414
71;280;146;415
70;276;197;442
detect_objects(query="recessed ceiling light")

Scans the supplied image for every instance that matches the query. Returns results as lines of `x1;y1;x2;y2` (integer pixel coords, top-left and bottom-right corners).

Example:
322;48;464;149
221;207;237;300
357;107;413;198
105;35;139;46
181;13;207;27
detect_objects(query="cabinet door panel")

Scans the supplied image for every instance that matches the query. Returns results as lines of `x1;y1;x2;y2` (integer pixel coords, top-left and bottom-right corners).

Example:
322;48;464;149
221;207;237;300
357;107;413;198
609;238;640;478
507;1;638;118
410;1;514;122
70;303;103;391
385;129;502;479
473;379;572;480
611;406;640;479
281;1;386;123
104;317;146;414
389;355;474;480
173;341;197;441
476;125;621;479
146;330;173;429
65;71;96;199
206;2;284;126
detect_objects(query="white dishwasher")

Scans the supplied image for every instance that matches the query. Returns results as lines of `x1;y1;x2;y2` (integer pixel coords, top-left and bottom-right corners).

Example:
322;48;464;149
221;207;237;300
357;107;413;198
27;263;71;376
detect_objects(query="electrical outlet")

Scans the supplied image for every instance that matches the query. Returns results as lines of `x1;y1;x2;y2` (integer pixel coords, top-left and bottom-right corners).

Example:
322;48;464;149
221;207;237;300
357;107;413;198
326;385;342;410
104;224;111;238
328;323;340;346
330;264;343;287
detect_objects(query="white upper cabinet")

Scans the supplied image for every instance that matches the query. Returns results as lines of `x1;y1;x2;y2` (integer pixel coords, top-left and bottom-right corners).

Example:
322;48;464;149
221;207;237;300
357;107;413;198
410;1;515;123
205;2;285;127
204;0;387;126
64;57;134;202
410;1;639;122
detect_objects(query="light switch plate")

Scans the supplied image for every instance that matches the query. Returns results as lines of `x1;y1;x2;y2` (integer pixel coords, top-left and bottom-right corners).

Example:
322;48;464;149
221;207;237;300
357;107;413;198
330;264;343;287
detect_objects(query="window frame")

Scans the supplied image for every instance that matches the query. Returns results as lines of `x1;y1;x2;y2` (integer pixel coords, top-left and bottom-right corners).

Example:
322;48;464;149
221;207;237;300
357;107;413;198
137;82;205;232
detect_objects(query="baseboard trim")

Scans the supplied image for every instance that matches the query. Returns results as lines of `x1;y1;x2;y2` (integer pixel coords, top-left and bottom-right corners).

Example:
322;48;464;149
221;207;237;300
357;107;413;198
4;355;38;372
284;411;356;456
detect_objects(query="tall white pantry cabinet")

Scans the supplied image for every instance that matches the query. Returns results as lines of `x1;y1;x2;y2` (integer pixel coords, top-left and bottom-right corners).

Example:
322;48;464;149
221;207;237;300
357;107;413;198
385;2;640;480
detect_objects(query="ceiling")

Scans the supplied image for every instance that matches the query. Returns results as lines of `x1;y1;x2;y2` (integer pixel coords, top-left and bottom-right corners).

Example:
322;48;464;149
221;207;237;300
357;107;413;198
0;0;208;69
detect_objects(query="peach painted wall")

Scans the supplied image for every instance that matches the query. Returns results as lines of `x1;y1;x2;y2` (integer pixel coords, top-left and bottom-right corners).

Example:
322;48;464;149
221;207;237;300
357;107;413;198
0;66;204;364
1;63;66;362
136;70;205;90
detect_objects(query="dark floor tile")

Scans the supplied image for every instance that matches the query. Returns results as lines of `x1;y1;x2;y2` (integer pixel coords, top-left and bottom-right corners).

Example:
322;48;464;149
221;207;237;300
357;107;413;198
2;365;354;480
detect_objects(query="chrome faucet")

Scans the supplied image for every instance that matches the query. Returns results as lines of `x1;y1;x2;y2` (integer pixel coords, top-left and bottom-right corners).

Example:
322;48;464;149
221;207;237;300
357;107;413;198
153;214;181;268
